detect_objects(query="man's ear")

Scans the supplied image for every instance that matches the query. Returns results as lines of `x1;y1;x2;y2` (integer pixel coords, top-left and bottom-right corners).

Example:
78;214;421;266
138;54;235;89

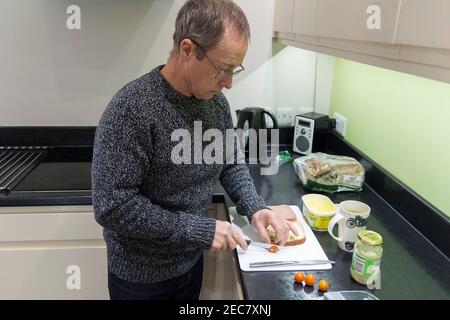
179;39;195;58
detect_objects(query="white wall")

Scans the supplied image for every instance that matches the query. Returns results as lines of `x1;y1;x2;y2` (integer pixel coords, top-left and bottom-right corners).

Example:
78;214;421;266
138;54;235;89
315;53;336;115
0;0;176;126
0;0;333;127
225;1;335;124
272;46;317;116
223;0;275;123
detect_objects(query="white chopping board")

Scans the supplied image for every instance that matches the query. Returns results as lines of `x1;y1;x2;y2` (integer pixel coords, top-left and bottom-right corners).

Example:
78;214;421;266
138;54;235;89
229;205;332;271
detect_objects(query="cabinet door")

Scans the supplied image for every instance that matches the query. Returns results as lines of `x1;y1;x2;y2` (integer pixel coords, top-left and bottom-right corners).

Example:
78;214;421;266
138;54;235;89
273;0;295;33
292;0;318;36
0;205;108;299
396;0;450;50
0;243;108;299
316;0;400;44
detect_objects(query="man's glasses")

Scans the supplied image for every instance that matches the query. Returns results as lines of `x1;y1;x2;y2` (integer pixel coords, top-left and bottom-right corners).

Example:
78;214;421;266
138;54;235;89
190;39;245;80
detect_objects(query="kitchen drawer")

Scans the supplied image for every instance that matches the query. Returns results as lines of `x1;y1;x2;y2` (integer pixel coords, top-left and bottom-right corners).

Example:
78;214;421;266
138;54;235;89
0;243;107;299
0;205;103;242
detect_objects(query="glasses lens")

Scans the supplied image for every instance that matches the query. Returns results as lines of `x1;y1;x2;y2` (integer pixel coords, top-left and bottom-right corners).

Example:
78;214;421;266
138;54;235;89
233;70;242;77
233;66;244;76
215;66;244;80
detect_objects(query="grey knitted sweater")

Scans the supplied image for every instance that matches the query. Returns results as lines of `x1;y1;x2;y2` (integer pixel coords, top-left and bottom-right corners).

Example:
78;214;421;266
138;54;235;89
92;65;266;283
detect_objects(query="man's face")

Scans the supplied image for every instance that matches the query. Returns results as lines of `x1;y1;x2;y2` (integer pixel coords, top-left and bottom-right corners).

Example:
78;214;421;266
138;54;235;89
185;28;248;100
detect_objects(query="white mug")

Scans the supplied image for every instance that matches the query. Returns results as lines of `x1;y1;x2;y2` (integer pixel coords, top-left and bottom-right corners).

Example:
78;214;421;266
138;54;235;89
328;200;371;252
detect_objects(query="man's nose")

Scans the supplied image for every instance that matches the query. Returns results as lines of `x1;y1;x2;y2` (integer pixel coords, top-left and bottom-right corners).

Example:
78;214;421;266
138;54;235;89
220;75;233;89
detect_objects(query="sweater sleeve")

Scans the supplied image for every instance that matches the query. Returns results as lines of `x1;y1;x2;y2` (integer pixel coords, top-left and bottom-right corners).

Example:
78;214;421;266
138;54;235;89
216;96;266;219
91;97;216;249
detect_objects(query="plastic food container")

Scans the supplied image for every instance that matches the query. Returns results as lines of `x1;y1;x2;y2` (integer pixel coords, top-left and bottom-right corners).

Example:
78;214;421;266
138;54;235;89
301;194;336;231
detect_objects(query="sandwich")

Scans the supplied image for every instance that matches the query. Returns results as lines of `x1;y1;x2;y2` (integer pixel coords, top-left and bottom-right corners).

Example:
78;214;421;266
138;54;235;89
266;218;306;246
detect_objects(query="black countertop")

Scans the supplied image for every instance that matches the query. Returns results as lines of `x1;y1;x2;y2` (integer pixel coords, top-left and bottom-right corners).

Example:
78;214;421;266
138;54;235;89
219;163;450;300
1;147;449;300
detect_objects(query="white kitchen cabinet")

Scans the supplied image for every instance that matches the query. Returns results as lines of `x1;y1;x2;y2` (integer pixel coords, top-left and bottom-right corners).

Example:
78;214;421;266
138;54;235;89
399;45;450;70
316;0;400;44
292;0;318;45
273;0;450;84
273;0;295;39
396;0;450;50
317;37;401;60
293;0;317;36
0;203;244;300
0;205;108;300
273;0;295;33
0;242;107;300
0;206;103;242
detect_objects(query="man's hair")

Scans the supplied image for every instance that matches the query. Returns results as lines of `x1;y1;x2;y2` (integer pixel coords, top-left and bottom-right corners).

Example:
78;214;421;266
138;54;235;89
172;0;251;59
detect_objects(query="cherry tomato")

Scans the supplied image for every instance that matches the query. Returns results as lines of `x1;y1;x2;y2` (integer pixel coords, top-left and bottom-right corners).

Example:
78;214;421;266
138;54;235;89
305;274;315;286
294;272;305;284
318;279;329;292
268;245;279;253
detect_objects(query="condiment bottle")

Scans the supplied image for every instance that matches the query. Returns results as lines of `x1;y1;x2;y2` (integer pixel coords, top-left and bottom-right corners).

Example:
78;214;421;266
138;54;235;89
350;230;383;287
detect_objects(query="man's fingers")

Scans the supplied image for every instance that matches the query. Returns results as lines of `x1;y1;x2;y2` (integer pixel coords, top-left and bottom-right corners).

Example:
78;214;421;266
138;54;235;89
288;221;299;236
275;233;287;246
232;229;248;251
269;218;287;246
226;233;237;250
253;221;272;243
247;206;302;247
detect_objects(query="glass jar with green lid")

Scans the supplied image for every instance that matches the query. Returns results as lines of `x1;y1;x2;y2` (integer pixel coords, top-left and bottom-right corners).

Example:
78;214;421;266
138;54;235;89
350;230;383;285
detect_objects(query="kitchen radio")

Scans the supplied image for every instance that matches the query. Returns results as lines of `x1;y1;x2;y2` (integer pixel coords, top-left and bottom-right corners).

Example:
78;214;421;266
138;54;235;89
293;112;332;155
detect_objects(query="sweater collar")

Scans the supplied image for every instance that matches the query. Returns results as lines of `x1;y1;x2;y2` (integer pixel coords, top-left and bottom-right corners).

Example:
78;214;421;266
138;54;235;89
154;65;204;106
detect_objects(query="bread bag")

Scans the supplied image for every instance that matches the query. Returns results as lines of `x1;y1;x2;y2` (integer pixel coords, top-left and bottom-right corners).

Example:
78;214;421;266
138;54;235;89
293;152;365;193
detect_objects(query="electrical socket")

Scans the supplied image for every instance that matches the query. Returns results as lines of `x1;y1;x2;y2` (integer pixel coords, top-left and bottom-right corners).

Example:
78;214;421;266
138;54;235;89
276;108;295;126
333;112;347;137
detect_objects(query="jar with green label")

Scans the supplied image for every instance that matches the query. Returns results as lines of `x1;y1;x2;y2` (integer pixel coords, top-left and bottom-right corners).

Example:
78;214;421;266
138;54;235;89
350;230;383;285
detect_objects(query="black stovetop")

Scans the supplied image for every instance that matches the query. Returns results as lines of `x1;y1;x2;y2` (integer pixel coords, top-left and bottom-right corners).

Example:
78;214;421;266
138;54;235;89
13;147;92;192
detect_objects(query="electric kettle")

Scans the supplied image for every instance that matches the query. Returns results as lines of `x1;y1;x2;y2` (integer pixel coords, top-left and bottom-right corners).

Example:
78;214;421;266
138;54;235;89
235;107;278;160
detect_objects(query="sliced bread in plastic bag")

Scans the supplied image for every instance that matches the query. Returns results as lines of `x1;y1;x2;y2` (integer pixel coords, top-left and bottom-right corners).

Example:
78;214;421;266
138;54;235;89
293;152;365;193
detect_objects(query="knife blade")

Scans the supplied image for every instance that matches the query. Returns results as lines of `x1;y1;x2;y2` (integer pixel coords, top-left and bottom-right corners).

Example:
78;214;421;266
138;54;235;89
245;239;283;251
249;260;335;268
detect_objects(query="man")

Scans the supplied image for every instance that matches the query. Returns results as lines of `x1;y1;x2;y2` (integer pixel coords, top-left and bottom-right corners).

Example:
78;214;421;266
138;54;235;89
92;0;297;300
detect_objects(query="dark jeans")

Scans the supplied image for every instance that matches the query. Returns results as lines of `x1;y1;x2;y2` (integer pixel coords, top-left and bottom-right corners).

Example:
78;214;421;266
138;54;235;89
108;256;204;300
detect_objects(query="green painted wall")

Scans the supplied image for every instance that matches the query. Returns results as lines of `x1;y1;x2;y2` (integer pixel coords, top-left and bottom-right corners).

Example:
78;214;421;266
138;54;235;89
329;59;450;217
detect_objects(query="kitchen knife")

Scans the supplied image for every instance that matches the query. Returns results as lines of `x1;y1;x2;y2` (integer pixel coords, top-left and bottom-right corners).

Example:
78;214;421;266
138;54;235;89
245;239;284;251
249;260;335;268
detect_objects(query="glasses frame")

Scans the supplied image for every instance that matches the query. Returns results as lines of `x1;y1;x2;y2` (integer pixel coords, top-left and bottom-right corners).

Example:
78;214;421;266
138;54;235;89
190;39;245;80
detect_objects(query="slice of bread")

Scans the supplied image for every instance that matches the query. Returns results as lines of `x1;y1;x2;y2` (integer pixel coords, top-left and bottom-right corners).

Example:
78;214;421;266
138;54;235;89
266;219;306;246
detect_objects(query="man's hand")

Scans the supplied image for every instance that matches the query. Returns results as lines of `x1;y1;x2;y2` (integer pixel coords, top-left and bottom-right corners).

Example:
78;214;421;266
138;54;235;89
210;220;248;251
251;206;299;246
